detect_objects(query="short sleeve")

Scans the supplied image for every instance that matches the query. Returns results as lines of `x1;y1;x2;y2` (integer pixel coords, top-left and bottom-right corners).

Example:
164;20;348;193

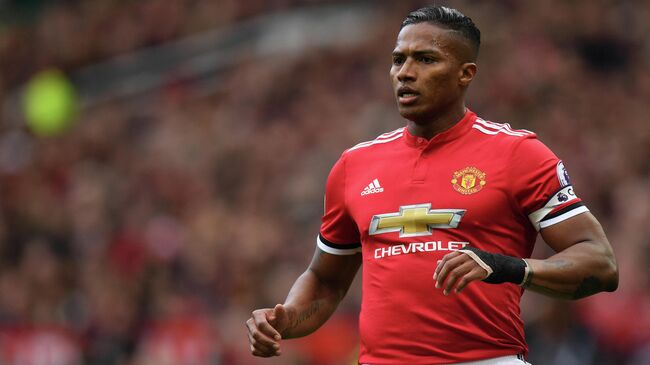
510;137;589;231
317;154;361;255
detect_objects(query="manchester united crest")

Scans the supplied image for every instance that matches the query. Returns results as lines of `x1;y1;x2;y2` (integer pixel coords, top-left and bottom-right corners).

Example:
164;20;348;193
451;167;486;195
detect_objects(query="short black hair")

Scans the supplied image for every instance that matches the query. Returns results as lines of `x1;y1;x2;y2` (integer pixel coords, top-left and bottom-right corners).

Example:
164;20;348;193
401;5;480;60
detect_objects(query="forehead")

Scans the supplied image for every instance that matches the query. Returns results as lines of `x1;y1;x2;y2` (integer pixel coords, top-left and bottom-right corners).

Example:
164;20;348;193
394;22;458;54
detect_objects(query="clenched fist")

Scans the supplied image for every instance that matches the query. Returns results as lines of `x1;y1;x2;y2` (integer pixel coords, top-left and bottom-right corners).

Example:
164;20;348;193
246;304;292;357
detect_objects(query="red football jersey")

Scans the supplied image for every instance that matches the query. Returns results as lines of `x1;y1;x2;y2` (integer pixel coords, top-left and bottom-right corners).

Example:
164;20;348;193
318;109;587;364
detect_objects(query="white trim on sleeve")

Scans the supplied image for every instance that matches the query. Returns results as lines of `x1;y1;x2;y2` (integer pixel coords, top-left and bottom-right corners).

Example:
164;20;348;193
316;235;362;255
528;185;581;231
539;206;589;229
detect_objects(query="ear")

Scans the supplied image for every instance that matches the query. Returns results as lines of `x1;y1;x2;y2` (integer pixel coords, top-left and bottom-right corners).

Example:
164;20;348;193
458;63;477;87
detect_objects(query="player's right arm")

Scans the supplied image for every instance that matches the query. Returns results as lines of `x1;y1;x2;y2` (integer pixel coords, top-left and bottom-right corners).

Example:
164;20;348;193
247;153;362;357
246;248;361;357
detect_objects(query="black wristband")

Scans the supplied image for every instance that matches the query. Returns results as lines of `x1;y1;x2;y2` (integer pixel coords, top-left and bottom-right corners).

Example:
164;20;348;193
462;247;526;284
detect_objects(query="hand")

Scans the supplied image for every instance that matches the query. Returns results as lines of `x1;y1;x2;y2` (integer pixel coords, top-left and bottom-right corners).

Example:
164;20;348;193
246;304;291;357
433;251;489;295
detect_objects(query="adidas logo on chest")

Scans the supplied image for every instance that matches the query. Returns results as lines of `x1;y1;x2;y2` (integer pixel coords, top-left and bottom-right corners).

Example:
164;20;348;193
361;179;384;196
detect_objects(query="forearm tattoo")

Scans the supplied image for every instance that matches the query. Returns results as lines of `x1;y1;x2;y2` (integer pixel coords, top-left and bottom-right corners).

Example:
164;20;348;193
523;260;606;299
288;300;322;330
572;276;605;299
526;275;605;300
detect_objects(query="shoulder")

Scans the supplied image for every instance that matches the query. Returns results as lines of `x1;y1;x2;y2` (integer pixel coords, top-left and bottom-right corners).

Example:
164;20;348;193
326;127;404;178
470;116;537;141
343;127;405;155
469;116;551;152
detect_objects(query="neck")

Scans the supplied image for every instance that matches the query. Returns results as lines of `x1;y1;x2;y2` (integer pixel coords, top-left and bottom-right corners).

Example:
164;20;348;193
406;104;467;140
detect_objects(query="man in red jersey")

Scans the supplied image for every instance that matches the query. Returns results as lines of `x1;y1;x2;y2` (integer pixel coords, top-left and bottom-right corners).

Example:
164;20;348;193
246;5;618;364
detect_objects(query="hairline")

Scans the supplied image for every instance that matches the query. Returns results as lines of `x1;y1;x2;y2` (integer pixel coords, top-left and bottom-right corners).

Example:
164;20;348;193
399;21;478;63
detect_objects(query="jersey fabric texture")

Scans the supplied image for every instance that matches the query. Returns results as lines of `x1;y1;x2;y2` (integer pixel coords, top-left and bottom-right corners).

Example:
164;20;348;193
317;109;587;364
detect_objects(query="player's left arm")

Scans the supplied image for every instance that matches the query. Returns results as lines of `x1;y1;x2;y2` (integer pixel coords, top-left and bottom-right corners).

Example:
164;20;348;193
436;137;619;298
524;211;618;299
434;211;618;299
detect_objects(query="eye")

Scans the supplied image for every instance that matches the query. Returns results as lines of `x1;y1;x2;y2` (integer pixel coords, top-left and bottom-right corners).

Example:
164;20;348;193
392;55;405;66
419;56;435;64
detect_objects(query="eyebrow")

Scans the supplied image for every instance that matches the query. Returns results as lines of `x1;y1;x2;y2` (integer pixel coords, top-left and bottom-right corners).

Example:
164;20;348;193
391;49;442;57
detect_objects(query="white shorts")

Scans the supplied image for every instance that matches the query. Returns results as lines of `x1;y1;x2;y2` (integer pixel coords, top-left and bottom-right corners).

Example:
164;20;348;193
362;354;532;365
452;355;532;365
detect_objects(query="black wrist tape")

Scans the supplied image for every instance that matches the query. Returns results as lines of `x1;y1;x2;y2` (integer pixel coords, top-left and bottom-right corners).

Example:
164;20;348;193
462;246;526;284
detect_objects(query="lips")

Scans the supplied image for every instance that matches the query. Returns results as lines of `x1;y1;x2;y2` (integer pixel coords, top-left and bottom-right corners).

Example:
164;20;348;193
397;86;419;105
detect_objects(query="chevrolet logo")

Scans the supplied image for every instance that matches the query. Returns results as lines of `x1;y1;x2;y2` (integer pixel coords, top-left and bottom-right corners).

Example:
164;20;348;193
369;204;465;237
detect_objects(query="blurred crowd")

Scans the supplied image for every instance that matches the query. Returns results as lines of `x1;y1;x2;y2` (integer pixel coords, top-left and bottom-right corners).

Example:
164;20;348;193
0;0;354;96
0;1;649;365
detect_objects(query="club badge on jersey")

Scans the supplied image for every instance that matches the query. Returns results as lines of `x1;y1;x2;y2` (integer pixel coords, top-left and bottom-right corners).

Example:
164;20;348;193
451;166;487;195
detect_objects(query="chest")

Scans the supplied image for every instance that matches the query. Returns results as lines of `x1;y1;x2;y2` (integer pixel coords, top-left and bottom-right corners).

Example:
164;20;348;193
345;145;516;239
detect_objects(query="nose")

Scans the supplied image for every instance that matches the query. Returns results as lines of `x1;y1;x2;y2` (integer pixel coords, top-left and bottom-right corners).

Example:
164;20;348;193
396;58;416;82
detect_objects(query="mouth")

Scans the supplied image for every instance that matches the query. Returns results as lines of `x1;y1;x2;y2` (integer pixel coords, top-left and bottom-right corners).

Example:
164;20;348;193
397;86;419;105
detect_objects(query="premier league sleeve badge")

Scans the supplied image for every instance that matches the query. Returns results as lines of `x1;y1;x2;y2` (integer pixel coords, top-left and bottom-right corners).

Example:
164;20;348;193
556;161;571;187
